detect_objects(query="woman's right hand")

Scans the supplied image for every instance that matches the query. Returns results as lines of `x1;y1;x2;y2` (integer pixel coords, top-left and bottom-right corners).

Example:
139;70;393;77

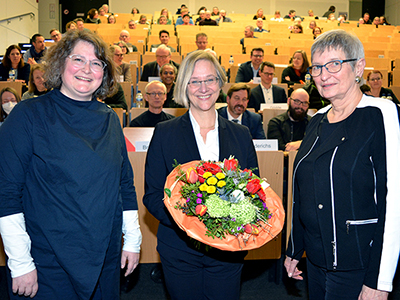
284;256;303;280
13;269;38;298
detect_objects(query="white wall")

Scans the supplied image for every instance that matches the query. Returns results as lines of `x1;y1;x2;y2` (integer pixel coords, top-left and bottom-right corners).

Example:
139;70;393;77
386;0;400;27
0;0;39;52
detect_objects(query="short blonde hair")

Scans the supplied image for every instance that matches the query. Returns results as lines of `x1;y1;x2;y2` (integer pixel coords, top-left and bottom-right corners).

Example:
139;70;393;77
174;51;226;108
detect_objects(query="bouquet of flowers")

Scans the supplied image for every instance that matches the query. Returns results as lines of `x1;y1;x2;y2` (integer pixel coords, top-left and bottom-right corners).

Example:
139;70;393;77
164;157;285;251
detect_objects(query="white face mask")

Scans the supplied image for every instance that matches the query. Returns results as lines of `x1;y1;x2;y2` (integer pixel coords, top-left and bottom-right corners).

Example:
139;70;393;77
2;101;17;115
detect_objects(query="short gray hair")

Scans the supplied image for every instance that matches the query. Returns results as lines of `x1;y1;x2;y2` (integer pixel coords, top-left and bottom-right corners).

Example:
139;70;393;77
174;51;226;108
145;81;167;93
311;29;364;69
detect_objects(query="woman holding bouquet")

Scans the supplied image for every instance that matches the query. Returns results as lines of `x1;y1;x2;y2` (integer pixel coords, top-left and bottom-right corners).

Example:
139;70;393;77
144;51;259;300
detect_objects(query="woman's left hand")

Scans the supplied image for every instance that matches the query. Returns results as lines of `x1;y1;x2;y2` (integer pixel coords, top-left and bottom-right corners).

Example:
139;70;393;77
121;250;140;276
358;285;388;300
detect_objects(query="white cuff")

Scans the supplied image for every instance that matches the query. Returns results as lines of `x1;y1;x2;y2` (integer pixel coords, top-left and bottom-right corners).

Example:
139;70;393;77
0;213;36;278
122;210;142;253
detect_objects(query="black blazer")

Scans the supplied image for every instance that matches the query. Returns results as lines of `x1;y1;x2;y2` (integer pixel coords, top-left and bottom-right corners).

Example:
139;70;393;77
217;106;266;139
0;63;30;83
248;84;287;111
235;61;259;83
143;112;258;256
140;60;180;82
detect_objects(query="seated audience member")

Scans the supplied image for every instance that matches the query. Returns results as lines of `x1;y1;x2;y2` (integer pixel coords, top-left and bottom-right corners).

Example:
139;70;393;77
21;64;49;100
0;87;21;126
101;4;110;14
0;45;30;83
322;6;335;18
140;45;180;82
267;88;310;151
255;19;268;33
114;41;129;54
151;30;176;52
308;9;315;17
313;27;322;39
327;13;335;21
119;30;138;52
380;16;390;25
281;50;309;86
270;10;284;22
110;45;132;82
130;81;175;127
360;84;372;96
74;18;90;31
292;24;303;33
309;21;317;30
175;8;194;26
180;14;193;26
66;21;77;31
136;15;150;25
195;10;206;25
108;14;116;24
195;33;208;50
212;7;219;16
218;83;266;139
240;26;257;51
284;10;296;20
199;11;217;26
50;29;62;43
235;47;263;83
367;70;399;104
98;7;106;16
128;20;136;29
23;33;47;65
253;8;266;20
372;16;380;26
103;83;128;110
158;8;172;24
160;63;183;108
86;8;101;24
131;7;139;15
158;15;169;25
302;77;330;109
337;14;348;23
248;61;287;111
362;12;372;24
176;4;187;15
216;10;232;24
358;18;365;25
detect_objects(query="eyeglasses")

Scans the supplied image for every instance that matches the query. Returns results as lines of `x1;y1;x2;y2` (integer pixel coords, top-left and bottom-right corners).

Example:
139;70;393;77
308;59;358;77
162;71;174;75
146;92;166;97
290;98;309;107
67;54;106;72
261;72;274;76
188;77;219;87
369;78;381;82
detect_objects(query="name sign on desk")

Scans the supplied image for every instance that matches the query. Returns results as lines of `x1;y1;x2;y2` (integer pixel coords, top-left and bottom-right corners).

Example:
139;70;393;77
253;77;261;84
135;141;151;152
253;139;278;151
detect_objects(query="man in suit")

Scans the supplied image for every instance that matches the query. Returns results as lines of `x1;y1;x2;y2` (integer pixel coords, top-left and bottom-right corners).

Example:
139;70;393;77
235;47;264;83
150;30;176;53
248;61;287;111
140;45;180;82
218;83;266;139
119;30;138;52
267;88;311;151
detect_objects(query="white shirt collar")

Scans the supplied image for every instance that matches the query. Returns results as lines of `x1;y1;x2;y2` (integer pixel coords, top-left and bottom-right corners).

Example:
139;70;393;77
226;108;243;124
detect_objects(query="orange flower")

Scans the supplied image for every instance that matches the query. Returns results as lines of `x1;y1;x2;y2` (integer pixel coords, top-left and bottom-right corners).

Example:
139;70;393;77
244;224;259;235
186;167;199;184
195;204;207;216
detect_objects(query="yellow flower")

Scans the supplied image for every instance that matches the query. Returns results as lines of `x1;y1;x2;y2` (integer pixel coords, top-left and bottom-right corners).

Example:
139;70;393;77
216;172;225;180
207;177;218;186
207;185;216;194
203;172;212;179
217;180;226;188
199;183;208;192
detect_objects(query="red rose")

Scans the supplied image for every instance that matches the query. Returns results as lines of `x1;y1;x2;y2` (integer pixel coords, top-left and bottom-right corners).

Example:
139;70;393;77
243;168;253;177
244;224;259;235
196;165;206;183
224;158;238;171
246;179;261;194
195;204;207;216
256;189;266;202
202;162;221;175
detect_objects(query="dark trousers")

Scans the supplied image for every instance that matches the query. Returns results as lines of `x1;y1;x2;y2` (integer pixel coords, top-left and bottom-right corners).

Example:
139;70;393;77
158;240;244;300
307;259;367;300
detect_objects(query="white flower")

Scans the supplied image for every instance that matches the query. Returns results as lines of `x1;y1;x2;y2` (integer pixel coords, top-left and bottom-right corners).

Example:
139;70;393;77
230;190;245;203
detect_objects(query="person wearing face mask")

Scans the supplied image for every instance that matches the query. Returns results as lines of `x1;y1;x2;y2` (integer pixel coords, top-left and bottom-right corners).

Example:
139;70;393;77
21;64;49;100
1;87;20;126
282;50;310;86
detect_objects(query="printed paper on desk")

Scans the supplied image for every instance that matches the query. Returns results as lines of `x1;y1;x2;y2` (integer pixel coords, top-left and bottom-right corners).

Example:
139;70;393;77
272;77;278;84
253;77;261;84
135;141;150;152
260;103;288;110
129;60;137;65
253;139;278;151
148;76;161;82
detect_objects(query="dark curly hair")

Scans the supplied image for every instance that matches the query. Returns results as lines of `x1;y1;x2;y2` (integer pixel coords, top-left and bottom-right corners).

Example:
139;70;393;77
43;30;117;99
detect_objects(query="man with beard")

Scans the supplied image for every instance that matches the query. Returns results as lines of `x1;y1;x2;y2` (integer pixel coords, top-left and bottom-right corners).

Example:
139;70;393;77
218;83;266;139
267;88;310;151
23;34;47;65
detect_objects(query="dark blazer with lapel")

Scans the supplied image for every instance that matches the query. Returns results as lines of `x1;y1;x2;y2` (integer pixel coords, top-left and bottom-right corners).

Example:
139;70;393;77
143;112;258;257
140;60;180;82
217;106;266;139
235;61;259;83
248;84;287;111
